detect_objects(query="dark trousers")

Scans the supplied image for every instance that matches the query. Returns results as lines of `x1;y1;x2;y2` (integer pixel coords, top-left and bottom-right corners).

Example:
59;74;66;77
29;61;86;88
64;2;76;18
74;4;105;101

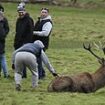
37;56;45;79
22;65;27;78
0;56;1;77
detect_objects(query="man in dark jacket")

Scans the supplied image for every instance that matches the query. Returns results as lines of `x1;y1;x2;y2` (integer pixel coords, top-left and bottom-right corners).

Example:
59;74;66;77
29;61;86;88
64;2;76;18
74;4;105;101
32;8;53;79
14;5;34;78
0;4;9;78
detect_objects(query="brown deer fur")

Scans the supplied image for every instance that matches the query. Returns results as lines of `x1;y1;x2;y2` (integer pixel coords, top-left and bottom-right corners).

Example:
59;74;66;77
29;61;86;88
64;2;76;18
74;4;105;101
48;44;105;93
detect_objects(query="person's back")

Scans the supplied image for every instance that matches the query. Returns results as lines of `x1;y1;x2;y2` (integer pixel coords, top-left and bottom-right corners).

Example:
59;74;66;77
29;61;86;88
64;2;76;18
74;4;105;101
13;43;42;58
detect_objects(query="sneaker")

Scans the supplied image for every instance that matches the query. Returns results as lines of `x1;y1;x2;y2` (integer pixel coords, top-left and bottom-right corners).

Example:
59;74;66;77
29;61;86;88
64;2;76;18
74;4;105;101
16;84;21;91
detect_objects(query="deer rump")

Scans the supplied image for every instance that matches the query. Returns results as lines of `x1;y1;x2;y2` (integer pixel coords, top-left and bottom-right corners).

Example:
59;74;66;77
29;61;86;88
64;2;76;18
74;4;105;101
48;72;95;93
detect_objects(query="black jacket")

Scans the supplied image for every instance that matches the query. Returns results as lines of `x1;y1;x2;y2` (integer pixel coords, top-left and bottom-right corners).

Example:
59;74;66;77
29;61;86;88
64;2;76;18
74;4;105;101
32;17;52;50
0;17;9;54
14;13;34;50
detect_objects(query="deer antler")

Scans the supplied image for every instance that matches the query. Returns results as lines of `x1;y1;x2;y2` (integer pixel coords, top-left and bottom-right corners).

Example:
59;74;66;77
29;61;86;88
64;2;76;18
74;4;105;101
83;43;102;60
93;41;105;55
93;41;103;50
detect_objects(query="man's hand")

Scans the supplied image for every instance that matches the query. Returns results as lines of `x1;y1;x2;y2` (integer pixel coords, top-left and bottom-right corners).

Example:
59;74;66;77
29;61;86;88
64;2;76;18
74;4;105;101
12;64;15;69
52;73;58;77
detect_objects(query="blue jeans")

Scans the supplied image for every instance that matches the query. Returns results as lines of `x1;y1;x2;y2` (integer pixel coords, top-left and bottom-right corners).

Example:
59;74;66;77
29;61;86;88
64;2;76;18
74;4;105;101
0;54;9;77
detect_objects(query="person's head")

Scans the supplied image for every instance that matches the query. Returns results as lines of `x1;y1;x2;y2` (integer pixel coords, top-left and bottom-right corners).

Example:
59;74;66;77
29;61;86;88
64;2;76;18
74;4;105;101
17;6;26;18
40;8;49;19
34;40;45;49
0;4;4;13
0;4;4;20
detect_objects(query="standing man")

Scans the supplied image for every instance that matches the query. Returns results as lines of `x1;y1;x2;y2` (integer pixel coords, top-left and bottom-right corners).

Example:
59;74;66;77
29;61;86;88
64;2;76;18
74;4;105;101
12;40;58;91
14;4;34;78
0;4;9;78
33;8;53;79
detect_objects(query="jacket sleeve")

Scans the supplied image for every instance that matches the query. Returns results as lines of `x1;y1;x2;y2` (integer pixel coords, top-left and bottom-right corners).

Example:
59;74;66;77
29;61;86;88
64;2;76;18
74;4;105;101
33;22;52;37
41;50;56;73
4;18;9;35
23;17;34;43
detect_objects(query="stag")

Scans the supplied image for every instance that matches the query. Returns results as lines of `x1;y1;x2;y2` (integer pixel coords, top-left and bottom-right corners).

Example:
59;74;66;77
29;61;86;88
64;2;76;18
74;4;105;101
48;44;105;93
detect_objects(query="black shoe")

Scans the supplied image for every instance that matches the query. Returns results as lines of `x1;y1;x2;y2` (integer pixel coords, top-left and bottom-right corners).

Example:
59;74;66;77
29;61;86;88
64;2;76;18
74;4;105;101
16;84;21;91
22;76;27;78
22;74;27;78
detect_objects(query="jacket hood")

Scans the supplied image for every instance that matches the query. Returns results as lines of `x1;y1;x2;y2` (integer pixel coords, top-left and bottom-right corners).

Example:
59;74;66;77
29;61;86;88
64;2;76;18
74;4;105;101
34;40;45;48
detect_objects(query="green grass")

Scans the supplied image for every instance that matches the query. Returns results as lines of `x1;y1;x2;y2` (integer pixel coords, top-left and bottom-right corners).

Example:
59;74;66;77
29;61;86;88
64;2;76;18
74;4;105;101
1;2;105;105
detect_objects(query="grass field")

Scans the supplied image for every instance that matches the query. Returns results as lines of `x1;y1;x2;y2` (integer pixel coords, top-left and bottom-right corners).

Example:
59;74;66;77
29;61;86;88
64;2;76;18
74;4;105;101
0;2;105;105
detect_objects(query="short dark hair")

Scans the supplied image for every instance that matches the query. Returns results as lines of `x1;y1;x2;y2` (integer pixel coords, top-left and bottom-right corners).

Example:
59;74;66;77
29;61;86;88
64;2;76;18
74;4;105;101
41;8;49;12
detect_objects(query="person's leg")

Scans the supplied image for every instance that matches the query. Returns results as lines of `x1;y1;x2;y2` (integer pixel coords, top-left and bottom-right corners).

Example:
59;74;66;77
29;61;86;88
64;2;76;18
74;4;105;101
24;52;38;88
1;54;9;78
22;66;27;78
15;52;24;91
14;72;22;91
31;72;38;88
37;56;45;79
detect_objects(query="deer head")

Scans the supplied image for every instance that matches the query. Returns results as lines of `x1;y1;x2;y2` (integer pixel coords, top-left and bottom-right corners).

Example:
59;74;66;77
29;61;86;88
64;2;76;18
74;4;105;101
83;43;105;66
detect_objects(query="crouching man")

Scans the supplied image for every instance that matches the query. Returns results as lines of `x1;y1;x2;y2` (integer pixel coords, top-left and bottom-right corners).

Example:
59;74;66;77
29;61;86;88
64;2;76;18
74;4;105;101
12;40;58;91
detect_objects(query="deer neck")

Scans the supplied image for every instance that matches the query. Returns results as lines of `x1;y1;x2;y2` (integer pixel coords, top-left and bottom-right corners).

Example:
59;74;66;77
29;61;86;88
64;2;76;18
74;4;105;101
92;66;105;90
